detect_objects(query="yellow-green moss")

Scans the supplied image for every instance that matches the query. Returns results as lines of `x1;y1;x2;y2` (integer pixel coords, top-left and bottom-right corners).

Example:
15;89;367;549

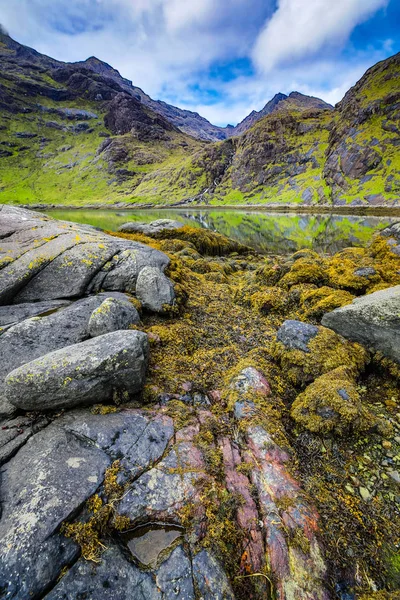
291;366;375;434
271;326;369;387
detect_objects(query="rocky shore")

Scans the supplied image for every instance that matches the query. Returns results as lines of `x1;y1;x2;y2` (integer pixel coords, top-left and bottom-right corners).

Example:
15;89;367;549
0;206;399;600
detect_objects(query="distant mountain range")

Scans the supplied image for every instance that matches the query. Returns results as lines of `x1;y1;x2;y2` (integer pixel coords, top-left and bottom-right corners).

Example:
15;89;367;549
0;32;399;207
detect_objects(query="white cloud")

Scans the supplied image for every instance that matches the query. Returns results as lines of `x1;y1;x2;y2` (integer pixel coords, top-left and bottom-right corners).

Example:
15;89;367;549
0;0;396;127
253;0;389;72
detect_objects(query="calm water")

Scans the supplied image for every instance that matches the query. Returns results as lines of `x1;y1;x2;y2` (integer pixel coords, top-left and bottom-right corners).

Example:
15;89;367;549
48;208;399;255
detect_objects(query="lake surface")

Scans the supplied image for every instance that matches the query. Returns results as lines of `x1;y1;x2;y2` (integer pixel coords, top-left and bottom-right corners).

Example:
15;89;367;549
48;208;400;254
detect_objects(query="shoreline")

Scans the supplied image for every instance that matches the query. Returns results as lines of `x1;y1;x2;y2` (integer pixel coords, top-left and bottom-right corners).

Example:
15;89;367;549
18;202;400;218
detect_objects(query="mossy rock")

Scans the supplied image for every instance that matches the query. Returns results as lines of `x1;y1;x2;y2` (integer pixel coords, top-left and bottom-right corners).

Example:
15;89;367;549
279;257;328;288
271;324;368;387
291;366;374;434
154;226;251;256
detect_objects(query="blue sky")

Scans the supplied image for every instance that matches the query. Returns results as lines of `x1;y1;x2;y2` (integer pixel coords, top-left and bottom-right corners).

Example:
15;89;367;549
0;0;399;126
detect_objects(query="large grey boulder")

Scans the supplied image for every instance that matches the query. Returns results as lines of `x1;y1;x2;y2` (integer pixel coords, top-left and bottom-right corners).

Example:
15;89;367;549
0;206;173;306
5;330;149;411
322;285;400;362
118;218;184;235
0;293;130;416
88;296;140;337
136;266;175;312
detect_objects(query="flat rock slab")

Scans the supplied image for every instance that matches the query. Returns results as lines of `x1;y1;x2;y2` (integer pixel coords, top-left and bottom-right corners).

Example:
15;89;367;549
118;219;184;235
0;422;110;599
5;330;149;411
0;408;176;599
0;206;173;308
322;285;400;362
0;299;70;329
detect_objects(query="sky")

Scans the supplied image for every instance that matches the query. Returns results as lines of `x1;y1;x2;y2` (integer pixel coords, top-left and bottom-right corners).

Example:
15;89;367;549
0;0;399;127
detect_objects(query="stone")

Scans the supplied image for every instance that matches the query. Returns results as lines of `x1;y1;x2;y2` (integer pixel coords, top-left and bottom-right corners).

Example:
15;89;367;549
44;544;163;600
353;267;377;278
88;296;140;337
118;219;184;235
0;299;70;330
276;319;319;352
359;486;371;501
0;206;172;304
155;546;195;599
193;549;235;600
63;409;174;479
0;294;130;415
0;422;110;599
321;285;400;362
44;544;161;600
5;330;149;411
136;266;175;312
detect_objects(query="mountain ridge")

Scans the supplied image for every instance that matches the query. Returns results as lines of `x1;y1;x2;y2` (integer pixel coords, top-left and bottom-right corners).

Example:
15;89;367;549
0;32;399;208
0;32;332;141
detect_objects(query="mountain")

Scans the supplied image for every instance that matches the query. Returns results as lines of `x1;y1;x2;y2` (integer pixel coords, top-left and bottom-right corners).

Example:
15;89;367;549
0;31;399;208
227;92;333;137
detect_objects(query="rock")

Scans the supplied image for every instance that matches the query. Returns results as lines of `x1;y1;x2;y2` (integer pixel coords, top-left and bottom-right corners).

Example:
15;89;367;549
231;366;271;397
246;425;330;600
136;266;175;312
63;409;174;480
276;319;319;353
388;470;400;484
234;400;256;420
359;486;371;501
118;219;184;235
0;206;172;305
0;294;130;415
0;422;110;599
88;297;140;337
0;299;70;330
193;549;235;600
0;414;49;465
117;429;206;522
5;330;149;411
321;285;400;362
290;366;374;434
155;546;195;599
44;544;162;600
353;267;377;278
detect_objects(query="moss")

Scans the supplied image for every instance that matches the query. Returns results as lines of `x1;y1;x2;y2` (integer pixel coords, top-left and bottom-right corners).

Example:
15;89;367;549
248;286;291;315
91;404;119;415
291;366;376;435
279;257;328;287
271;325;369;387
299;286;355;320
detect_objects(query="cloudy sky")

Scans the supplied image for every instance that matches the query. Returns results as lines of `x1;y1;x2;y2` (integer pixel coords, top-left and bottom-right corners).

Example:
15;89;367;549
1;0;399;126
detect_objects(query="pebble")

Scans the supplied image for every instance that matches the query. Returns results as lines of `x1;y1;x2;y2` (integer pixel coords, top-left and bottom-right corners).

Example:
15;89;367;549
388;470;400;484
382;440;392;450
359;486;371;501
